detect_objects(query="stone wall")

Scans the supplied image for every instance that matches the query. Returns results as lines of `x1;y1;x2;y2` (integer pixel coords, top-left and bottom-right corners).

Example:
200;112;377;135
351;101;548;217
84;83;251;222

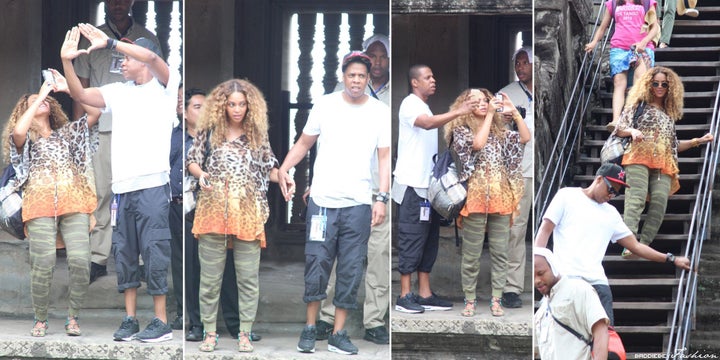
533;0;592;185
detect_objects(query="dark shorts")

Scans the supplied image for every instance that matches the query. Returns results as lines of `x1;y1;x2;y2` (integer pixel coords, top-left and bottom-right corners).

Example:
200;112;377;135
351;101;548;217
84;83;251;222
592;284;615;327
303;198;371;309
396;187;440;275
112;184;172;295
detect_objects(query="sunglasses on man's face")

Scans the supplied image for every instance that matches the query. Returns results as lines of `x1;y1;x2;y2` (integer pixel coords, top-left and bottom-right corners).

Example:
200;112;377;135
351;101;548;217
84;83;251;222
603;177;620;196
652;81;669;89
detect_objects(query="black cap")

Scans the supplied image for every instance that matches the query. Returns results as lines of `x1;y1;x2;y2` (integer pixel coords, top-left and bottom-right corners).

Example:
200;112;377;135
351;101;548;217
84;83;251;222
597;163;630;188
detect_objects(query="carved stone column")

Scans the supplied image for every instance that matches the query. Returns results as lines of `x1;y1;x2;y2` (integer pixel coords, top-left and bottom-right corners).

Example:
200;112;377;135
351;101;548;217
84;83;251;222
154;1;172;61
290;14;316;224
348;14;366;51
323;14;341;94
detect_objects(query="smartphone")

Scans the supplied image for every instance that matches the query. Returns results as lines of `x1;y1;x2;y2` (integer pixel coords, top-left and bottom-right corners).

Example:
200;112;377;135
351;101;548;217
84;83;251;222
495;93;503;112
41;69;55;85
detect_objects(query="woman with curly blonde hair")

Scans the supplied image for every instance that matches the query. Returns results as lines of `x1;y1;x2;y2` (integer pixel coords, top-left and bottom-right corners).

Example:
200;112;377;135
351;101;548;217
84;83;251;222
616;66;713;257
443;88;530;317
187;79;293;353
3;71;99;337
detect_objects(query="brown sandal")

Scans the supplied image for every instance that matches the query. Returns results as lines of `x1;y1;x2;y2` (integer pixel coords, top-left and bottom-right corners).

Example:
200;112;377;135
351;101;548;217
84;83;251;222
490;297;504;317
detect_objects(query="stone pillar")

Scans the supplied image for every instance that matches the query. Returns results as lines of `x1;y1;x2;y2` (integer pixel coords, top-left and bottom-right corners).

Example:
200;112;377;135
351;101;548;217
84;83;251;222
322;14;341;95
533;0;592;201
289;14;316;224
154;1;172;61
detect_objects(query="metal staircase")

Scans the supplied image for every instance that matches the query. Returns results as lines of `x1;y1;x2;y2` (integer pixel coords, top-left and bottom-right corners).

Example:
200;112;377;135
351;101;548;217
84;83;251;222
536;1;720;357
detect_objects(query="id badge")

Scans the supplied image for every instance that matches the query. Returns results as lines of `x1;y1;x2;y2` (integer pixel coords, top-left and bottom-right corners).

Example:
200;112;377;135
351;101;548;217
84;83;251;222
110;196;118;227
109;51;124;74
419;200;431;222
309;214;327;241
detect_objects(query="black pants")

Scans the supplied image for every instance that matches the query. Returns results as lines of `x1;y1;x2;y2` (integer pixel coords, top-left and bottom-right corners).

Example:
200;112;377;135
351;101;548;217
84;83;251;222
169;201;183;314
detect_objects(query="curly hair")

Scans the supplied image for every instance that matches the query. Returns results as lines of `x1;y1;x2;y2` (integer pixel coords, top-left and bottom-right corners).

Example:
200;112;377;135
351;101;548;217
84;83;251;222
443;88;506;145
196;79;269;149
3;94;69;163
625;66;684;121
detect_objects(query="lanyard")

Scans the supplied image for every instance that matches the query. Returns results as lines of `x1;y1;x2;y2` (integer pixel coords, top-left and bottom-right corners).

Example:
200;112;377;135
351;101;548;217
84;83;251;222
368;81;387;100
518;81;533;104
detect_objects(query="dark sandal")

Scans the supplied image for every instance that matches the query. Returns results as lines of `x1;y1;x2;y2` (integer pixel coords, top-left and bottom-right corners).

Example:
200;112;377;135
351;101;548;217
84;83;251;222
198;332;218;352
238;330;254;352
65;316;81;336
31;319;48;337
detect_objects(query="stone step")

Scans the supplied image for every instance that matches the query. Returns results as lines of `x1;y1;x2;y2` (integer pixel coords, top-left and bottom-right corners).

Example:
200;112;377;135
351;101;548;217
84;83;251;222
0;311;182;359
391;298;532;358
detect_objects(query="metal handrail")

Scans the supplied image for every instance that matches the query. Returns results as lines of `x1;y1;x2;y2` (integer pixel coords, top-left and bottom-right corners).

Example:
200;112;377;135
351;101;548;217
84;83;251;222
665;74;720;360
537;1;716;357
534;2;613;228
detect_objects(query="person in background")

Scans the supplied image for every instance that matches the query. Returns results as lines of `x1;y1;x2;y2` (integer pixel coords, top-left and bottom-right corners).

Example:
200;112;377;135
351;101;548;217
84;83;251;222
499;46;534;309
534;248;609;360
585;0;660;132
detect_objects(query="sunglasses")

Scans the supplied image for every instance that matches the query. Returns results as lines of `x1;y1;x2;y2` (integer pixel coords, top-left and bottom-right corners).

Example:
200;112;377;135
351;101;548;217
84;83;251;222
652;81;669;89
603;177;620;196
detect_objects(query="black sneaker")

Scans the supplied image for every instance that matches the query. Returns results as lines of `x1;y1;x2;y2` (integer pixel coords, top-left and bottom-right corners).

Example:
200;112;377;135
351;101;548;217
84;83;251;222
170;314;183;330
316;319;333;341
135;317;173;343
297;325;316;353
417;292;453;311
328;330;358;355
113;316;139;341
89;262;107;284
395;293;425;313
186;325;203;342
502;292;523;308
364;325;389;344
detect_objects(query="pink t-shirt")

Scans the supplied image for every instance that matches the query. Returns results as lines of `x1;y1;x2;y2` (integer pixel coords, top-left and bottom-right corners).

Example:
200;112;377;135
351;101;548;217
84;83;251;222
607;0;657;50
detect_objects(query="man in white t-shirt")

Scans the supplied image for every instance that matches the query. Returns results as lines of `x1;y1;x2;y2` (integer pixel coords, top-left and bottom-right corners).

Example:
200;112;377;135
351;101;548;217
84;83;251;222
500;47;534;309
278;52;390;356
62;23;178;343
392;64;478;313
535;163;691;326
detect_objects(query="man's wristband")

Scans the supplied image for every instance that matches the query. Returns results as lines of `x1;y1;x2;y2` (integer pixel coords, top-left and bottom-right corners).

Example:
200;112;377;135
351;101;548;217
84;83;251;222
106;38;117;50
666;253;675;264
375;192;389;204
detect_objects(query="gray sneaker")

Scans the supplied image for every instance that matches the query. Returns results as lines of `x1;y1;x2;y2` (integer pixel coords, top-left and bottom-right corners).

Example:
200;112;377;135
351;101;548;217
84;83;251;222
316;319;333;341
297;325;316;353
328;330;358;355
113;316;139;341
135;317;173;343
395;293;425;313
